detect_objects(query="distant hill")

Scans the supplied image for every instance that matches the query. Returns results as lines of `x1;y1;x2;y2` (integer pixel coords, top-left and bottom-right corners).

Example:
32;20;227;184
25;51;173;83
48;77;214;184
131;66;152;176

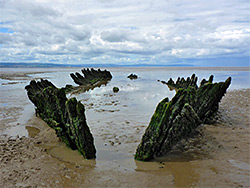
0;63;77;68
0;62;193;68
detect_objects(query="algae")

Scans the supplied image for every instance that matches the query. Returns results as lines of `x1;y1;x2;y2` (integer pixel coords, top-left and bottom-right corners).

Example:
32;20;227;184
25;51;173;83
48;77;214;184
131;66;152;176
135;75;231;161
25;79;96;159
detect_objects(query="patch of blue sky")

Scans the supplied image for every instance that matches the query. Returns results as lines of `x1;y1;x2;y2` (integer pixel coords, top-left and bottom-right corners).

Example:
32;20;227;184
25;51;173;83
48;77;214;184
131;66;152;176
233;20;250;23
122;26;137;30
0;21;13;24
173;18;194;22
0;27;14;33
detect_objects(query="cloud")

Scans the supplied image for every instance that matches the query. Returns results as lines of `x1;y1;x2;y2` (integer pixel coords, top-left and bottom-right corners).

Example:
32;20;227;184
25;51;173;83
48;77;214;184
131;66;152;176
0;0;249;66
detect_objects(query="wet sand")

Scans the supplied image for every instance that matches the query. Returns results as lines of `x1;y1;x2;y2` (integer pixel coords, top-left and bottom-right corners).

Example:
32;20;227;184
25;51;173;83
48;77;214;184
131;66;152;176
0;68;249;187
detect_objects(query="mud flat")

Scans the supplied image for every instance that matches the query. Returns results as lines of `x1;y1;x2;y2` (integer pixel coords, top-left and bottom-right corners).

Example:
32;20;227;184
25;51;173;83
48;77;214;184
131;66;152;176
0;68;249;187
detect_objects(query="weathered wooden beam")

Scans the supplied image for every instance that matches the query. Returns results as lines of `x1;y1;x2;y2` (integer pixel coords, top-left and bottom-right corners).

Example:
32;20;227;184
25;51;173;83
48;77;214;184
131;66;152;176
135;75;231;161
25;79;96;159
70;68;112;86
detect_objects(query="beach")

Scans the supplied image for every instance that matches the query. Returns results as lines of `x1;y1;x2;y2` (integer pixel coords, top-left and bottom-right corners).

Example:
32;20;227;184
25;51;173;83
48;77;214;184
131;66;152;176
0;67;249;187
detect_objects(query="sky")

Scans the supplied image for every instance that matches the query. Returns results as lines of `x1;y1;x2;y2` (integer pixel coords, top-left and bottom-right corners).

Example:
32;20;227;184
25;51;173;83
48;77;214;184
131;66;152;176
0;0;249;66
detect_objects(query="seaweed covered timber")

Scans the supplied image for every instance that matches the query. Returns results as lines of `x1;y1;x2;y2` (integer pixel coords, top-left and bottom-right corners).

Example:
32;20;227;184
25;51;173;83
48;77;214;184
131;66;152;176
135;74;231;161
159;74;215;91
70;68;112;86
25;79;96;159
127;74;138;80
161;74;198;90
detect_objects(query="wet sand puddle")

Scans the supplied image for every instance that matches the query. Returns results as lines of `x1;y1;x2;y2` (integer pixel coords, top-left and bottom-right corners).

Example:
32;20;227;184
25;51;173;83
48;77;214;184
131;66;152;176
0;67;249;187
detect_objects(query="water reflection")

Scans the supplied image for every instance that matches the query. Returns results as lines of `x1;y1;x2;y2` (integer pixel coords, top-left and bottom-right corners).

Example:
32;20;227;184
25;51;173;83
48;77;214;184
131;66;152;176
70;80;111;95
46;141;97;167
135;160;200;187
25;126;40;138
2;125;28;137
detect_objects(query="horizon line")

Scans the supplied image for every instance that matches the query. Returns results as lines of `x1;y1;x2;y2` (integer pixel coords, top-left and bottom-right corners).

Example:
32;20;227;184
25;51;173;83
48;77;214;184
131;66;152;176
1;62;249;68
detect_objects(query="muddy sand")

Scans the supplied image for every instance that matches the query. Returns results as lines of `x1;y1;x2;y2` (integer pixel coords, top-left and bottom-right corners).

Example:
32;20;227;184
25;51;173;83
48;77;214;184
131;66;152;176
0;69;249;187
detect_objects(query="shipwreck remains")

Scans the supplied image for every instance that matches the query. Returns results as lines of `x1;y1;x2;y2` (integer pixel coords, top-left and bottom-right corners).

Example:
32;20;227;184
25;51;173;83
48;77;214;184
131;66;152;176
25;79;96;159
127;74;138;80
161;74;198;90
113;87;119;93
135;74;231;161
70;68;112;86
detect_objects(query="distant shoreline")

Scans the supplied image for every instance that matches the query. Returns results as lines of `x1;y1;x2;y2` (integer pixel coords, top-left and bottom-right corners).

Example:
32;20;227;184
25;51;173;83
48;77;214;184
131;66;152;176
0;62;249;69
0;62;193;68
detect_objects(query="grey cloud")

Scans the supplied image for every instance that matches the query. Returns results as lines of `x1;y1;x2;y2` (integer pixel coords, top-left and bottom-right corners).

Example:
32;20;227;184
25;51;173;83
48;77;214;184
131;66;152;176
0;0;249;65
0;33;13;44
68;27;91;42
11;0;61;18
101;29;129;42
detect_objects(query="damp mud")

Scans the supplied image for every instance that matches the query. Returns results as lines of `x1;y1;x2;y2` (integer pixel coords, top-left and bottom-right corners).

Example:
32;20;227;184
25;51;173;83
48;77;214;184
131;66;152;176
0;67;249;187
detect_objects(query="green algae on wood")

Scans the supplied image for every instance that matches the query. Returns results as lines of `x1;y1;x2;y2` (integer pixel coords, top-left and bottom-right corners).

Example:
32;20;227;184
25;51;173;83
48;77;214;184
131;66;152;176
135;75;231;161
159;74;198;91
70;68;112;86
25;79;96;159
127;74;138;80
113;87;119;93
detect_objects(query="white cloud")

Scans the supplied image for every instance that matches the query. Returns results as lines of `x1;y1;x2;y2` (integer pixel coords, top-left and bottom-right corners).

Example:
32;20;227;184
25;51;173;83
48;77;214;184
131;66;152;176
171;49;183;55
0;0;249;65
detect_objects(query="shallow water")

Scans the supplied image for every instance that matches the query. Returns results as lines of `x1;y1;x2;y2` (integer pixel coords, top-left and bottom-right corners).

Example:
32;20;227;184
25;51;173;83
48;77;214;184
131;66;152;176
0;67;249;187
0;67;249;155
